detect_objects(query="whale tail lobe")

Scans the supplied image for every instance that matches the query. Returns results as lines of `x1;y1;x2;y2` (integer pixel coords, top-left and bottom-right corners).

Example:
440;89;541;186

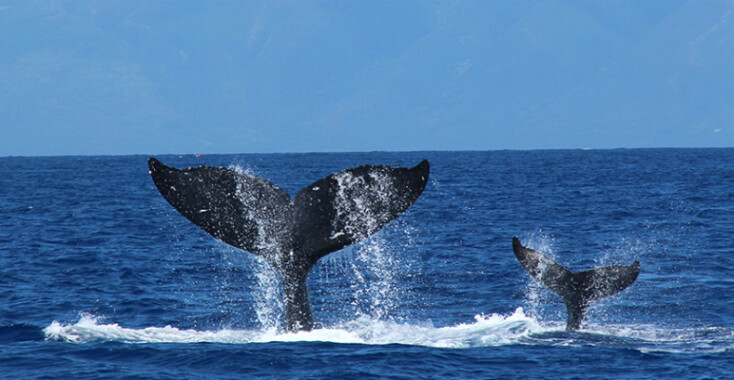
512;237;639;330
148;157;429;331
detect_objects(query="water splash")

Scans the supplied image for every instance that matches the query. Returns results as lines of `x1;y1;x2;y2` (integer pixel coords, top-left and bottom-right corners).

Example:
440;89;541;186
518;233;558;322
251;256;283;330
44;309;540;347
325;168;420;322
585;237;645;325
44;309;734;353
228;164;286;329
350;234;399;320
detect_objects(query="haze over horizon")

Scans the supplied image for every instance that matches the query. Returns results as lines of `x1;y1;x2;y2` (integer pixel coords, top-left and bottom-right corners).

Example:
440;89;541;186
1;1;733;157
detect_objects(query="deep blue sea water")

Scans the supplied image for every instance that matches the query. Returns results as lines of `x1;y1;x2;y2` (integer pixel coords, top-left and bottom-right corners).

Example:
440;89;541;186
1;149;733;379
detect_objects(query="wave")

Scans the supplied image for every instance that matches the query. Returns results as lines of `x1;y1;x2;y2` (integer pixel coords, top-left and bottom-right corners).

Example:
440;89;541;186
43;308;734;353
43;308;539;346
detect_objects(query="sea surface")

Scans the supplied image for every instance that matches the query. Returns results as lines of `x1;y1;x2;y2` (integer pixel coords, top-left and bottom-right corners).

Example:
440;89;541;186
1;149;733;379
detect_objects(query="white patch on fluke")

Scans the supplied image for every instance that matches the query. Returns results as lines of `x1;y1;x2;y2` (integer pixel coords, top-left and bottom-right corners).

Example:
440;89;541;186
329;170;394;240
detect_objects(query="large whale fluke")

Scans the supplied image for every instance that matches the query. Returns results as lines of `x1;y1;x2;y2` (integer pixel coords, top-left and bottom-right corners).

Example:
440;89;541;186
148;157;429;331
512;237;640;331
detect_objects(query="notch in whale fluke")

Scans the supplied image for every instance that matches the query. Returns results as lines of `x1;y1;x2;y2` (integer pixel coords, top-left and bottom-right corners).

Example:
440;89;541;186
512;237;640;331
148;157;429;331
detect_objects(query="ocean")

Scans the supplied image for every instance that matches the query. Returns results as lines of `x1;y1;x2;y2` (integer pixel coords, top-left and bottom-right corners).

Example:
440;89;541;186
1;149;732;379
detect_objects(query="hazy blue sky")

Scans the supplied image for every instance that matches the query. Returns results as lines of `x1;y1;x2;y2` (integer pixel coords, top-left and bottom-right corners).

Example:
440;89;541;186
1;1;732;156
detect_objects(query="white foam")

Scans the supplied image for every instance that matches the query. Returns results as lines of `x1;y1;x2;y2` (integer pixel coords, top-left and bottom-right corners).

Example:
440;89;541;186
45;308;540;347
44;309;734;353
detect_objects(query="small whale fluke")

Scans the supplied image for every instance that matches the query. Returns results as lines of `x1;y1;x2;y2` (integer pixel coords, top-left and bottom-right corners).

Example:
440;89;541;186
512;237;640;330
148;157;429;331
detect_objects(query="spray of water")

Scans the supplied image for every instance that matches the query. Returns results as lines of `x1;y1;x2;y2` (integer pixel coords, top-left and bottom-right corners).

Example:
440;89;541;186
518;233;645;329
331;168;419;322
229;164;287;329
45;308;734;354
585;237;644;325
519;232;558;322
349;234;399;320
251;256;283;329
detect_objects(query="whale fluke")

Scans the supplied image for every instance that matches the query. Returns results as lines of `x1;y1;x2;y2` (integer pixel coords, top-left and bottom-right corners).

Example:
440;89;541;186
148;157;429;331
512;237;640;331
